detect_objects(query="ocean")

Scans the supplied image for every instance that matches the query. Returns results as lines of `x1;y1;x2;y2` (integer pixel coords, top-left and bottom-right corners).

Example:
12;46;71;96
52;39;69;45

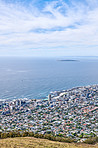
0;56;98;100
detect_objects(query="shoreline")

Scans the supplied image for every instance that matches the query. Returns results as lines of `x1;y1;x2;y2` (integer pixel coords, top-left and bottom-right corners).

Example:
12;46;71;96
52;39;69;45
0;84;98;141
0;84;97;102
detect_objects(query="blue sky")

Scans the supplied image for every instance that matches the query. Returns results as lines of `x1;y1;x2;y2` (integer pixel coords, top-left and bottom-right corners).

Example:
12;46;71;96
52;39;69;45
0;0;98;57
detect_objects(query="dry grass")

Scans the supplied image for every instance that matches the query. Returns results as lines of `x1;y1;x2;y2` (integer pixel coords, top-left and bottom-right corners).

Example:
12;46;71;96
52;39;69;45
0;137;98;148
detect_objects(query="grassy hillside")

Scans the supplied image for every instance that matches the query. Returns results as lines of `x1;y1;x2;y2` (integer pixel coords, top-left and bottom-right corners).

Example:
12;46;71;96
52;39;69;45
0;137;98;148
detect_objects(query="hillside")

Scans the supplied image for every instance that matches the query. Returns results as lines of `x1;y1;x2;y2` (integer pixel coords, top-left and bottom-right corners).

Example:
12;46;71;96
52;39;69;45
0;137;98;148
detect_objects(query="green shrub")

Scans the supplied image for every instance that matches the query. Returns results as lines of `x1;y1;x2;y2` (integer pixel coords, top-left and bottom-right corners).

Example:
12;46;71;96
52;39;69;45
84;136;98;144
1;133;7;139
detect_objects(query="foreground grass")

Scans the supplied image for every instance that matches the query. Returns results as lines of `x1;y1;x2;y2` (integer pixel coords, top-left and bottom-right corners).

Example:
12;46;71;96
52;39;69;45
0;137;98;148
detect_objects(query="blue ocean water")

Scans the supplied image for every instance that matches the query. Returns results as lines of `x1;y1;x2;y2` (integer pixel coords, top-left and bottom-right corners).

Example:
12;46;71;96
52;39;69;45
0;56;98;100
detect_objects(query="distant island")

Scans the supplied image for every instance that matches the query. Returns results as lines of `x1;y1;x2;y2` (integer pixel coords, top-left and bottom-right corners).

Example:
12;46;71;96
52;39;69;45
58;59;79;61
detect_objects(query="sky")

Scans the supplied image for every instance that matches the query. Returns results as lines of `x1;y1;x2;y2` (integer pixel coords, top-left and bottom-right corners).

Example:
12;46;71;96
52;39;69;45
0;0;98;57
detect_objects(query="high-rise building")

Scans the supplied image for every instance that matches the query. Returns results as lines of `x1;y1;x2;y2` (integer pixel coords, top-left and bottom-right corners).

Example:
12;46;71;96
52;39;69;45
10;106;13;113
19;99;21;106
48;94;51;102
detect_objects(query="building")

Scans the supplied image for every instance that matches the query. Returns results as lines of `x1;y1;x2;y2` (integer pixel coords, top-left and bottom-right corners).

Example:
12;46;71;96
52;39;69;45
48;94;51;102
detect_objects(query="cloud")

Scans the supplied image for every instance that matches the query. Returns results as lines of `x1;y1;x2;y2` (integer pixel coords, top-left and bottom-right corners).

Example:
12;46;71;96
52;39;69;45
0;0;98;56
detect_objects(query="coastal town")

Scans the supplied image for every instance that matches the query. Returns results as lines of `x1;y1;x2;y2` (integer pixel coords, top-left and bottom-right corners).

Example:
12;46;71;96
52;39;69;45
0;85;98;142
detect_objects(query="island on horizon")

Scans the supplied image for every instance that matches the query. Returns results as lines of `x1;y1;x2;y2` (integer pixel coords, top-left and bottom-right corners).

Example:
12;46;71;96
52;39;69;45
57;59;79;61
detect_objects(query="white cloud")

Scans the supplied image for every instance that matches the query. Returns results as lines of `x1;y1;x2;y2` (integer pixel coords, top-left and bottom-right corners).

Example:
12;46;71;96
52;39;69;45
0;0;98;56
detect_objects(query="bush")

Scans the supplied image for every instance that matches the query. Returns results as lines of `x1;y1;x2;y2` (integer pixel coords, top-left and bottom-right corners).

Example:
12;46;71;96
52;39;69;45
34;133;40;138
22;131;29;137
0;130;79;143
84;136;98;144
1;133;7;139
55;137;75;143
28;132;34;137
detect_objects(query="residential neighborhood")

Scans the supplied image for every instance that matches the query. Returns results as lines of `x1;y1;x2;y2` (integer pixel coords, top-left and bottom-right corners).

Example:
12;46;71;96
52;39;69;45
0;84;98;141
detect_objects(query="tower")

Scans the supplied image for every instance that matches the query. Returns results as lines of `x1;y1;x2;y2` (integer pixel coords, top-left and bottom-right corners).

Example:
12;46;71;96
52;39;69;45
48;94;51;102
10;106;13;113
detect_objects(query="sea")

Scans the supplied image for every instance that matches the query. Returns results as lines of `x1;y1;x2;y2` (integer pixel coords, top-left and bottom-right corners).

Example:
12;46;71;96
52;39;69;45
0;56;98;100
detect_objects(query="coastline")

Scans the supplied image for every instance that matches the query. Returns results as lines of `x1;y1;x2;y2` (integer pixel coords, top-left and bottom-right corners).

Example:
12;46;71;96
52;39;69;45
0;84;97;142
0;84;97;102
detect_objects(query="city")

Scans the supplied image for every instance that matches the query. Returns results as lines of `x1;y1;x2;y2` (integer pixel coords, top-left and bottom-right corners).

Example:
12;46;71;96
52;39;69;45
0;85;98;142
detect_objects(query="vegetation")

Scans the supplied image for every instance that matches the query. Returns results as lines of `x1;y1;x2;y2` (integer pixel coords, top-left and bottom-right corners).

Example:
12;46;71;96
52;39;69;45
0;131;98;147
0;131;76;143
0;137;98;148
84;136;98;144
